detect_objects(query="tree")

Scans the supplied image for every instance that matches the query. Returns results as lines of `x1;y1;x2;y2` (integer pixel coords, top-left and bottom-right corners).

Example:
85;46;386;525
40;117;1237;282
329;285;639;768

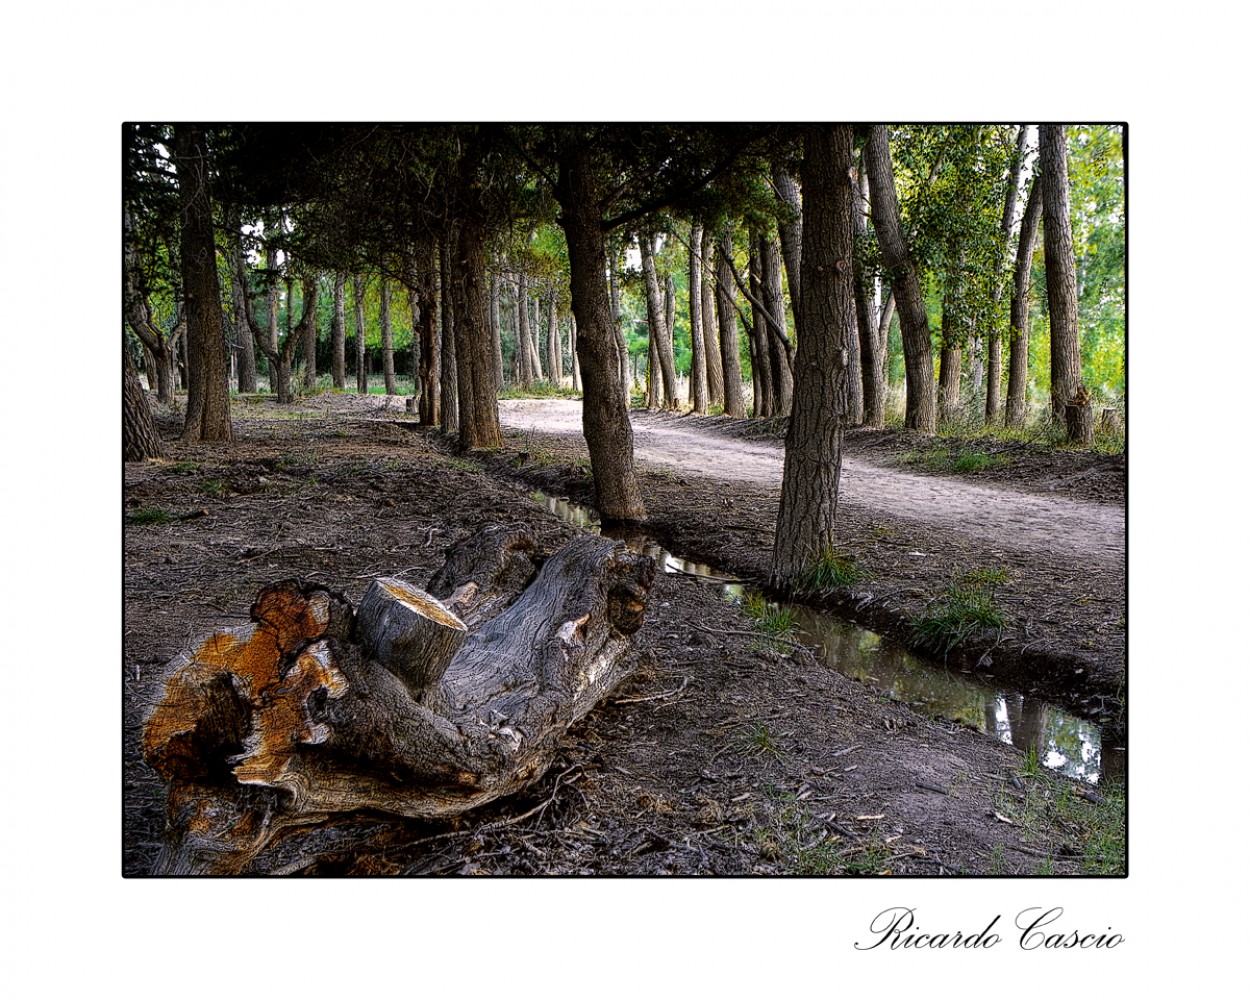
715;230;747;417
555;139;647;522
687;221;709;413
863;124;936;433
331;272;347;389
123;332;163;461
772;125;857;588
1006;173;1043;426
639;231;680;409
1041;124;1083;423
173;125;233;442
985;125;1029;423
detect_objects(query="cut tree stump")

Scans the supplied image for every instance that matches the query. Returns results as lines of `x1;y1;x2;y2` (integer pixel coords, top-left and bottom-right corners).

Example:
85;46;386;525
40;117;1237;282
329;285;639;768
141;525;655;875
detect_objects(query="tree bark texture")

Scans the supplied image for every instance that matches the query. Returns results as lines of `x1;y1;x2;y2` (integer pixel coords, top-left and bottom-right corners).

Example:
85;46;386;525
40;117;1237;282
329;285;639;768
141;526;656;875
412;245;440;425
556;144;647;522
700;234;724;408
174;125;233;443
302;277;319;391
853;166;886;427
353;276;368;395
331;273;347;390
772;164;803;326
546;285;563;385
715;232;747;418
1040;124;1082;422
986;125;1029;424
380;277;396;396
863;124;936;434
124;331;163;461
758;233;794;417
439;239;459;433
1006;176;1043;426
228;220;258;394
450;215;502;450
748;239;773;417
640;233;680;410
772;125;856;588
687;221;708;414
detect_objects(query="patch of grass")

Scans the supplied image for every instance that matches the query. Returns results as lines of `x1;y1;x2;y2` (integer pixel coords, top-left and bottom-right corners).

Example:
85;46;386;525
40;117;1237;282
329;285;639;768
127;508;174;526
910;567;1011;657
169;461;199;476
498;380;581;400
994;776;1125;876
798;550;872;593
742;592;798;640
727;724;791;760
202;478;227;498
902;444;1012;475
443;457;478;473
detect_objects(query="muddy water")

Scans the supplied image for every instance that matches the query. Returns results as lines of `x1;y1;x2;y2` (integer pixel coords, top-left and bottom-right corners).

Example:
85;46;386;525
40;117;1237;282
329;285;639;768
537;493;1121;785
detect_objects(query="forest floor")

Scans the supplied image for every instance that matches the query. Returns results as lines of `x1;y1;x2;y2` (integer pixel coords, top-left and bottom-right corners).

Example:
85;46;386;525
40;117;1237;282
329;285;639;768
124;392;1126;877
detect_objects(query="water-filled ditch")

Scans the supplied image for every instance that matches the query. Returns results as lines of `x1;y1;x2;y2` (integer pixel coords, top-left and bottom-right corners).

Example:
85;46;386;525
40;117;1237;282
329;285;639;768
536;492;1121;785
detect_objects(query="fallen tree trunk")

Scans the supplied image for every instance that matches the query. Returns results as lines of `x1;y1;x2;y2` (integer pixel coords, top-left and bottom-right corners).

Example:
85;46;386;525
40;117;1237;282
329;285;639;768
142;525;656;875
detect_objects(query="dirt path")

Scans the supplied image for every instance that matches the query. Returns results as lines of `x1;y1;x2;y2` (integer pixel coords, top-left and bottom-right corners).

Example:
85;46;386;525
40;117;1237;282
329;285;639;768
498;399;1125;569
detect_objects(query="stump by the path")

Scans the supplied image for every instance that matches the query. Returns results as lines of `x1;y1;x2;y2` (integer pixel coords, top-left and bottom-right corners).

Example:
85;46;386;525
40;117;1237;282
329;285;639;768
142;525;656;875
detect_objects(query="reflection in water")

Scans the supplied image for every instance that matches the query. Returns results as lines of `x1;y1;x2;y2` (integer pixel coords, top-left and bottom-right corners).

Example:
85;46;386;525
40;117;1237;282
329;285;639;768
537;492;1116;784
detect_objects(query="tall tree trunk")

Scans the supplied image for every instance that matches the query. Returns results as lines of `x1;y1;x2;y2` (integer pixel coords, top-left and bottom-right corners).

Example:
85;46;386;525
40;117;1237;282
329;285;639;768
439;238;459;432
701;233;723;408
863;124;936;434
122;236;177;405
302;276;319;391
516;271;535;386
124;331;163;461
1040;124;1082;423
639;233;680;409
450;215;501;450
331;272;347;390
569;314;581;393
380;277;396;395
772;125;856;588
687;221;708;414
489;270;504;391
1006;175;1043;427
228;218;258;393
715;231;747;418
748;238;773;417
267;256;281;393
986;125;1029;425
608;244;629;391
758;233;794;417
772;164;803;326
938;280;964;421
546;284;563;385
174;125;232;443
853;164;885;427
556;143;647;522
353;275;368;394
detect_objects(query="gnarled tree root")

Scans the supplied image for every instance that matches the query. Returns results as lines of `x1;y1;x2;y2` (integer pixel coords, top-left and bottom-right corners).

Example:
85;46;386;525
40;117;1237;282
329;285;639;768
142;525;655;875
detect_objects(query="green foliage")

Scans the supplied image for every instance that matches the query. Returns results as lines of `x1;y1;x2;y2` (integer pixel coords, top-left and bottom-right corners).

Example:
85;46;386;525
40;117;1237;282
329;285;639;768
910;567;1011;656
901;443;1013;474
727;724;790;760
127;508;174;526
798;550;871;593
497;380;580;400
742;592;798;638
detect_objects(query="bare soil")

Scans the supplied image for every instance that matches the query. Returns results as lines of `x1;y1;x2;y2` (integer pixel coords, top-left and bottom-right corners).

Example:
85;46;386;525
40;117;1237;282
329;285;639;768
124;393;1126;876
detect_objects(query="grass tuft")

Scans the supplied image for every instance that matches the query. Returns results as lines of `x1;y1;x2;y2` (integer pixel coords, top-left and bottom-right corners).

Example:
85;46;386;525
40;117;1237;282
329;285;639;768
127;508;174;526
798;549;872;593
910;567;1011;657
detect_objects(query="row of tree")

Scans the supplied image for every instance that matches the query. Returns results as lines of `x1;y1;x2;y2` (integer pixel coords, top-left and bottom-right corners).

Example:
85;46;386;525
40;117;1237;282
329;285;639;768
123;123;1124;588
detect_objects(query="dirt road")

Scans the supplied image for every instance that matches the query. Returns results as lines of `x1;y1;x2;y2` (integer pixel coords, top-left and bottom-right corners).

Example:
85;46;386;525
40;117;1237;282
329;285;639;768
498;399;1125;569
